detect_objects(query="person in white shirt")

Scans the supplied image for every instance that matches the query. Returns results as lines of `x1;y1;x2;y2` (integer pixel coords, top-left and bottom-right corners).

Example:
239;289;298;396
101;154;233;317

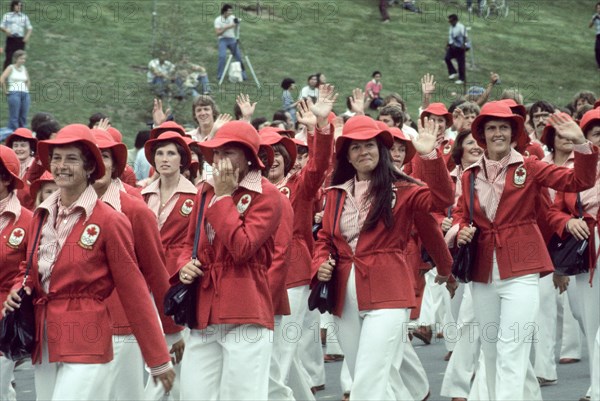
0;49;29;131
444;14;466;85
214;4;246;82
0;0;32;70
147;50;181;98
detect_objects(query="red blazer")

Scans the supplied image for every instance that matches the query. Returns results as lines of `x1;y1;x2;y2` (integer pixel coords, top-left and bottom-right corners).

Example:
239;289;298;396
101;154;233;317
458;148;599;283
174;178;282;330
120;165;137;188
547;189;599;274
103;191;182;336
16;184;35;211
312;158;454;317
143;193;196;276
269;193;294;316
0;205;33;305
15;200;171;366
284;129;333;288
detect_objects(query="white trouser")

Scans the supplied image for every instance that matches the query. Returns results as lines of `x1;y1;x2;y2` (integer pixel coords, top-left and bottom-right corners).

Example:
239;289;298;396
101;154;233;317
443;281;465;352
335;267;409;401
298;308;325;388
533;273;558;380
571;268;600;380
471;253;541;401
418;269;445;327
107;334;144;400
0;356;16;401
287;357;317;401
441;283;480;399
390;335;429;401
558;288;583;360
145;329;188;401
339;360;352;394
35;338;111;401
592;327;600;401
269;285;314;401
322;312;344;355
180;324;272;401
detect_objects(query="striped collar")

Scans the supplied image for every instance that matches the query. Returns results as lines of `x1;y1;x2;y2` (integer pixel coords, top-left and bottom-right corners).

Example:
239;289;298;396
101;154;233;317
0;192;22;221
141;175;197;196
100;181;123;213
38;185;98;223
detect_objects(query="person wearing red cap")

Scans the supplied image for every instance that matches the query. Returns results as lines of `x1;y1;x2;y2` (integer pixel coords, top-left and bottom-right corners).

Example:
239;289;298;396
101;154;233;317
141;132;197;277
456;103;598;401
259;91;336;401
29;170;57;207
313;114;454;401
174;120;282;400
2;124;175;400
0;145;32;401
5;127;37;209
88;130;184;400
547;108;600;401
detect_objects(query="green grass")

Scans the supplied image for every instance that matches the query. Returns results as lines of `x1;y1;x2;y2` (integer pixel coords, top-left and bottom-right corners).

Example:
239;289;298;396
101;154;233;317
1;0;599;147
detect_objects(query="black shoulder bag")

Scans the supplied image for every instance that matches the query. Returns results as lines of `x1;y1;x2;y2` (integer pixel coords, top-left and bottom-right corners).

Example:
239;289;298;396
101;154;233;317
451;170;479;283
0;214;45;361
547;194;590;276
164;192;208;328
308;191;343;314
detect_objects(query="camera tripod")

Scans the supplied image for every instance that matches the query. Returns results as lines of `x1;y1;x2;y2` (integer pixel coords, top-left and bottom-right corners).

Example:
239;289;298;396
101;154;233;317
218;23;261;88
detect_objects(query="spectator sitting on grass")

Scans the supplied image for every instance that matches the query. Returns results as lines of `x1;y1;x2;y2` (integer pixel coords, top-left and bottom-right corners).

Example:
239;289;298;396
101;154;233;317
178;53;211;97
147;50;182;99
281;77;297;123
366;71;384;110
298;74;319;100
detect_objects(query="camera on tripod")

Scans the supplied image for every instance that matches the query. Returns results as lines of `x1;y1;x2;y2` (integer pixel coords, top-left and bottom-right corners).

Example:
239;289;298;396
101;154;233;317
234;17;240;24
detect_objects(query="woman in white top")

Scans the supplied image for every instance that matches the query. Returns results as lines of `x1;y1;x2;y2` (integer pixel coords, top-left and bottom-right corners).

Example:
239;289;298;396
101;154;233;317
0;49;30;131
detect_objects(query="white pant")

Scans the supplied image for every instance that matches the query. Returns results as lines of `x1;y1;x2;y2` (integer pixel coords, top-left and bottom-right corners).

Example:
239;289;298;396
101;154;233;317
298;307;325;388
180;324;272;401
418;269;446;327
269;286;314;401
35;339;111;401
107;334;144;400
390;335;429;401
442;281;465;352
441;284;480;399
335;267;409;401
558;289;583;360
471;254;541;401
533;273;558;380
144;328;188;401
592;327;600;401
0;356;16;401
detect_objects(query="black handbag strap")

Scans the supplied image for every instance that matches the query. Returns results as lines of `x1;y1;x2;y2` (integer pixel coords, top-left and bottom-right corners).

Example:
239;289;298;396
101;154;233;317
576;193;583;219
332;191;343;237
192;192;208;261
469;170;475;225
23;212;46;286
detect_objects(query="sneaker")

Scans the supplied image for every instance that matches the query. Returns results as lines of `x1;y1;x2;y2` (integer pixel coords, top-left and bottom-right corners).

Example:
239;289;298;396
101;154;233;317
455;80;465;84
448;73;458;80
382;18;390;23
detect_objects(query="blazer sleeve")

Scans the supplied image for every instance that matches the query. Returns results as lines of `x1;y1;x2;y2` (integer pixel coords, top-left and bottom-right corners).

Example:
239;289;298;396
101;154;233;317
298;124;334;201
413;212;453;277
311;190;337;283
531;146;598;192
416;151;454;211
105;211;171;368
546;191;574;239
205;186;282;265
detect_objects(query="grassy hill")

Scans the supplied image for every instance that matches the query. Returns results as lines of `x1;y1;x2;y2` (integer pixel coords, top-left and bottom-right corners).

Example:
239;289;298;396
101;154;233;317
2;0;599;146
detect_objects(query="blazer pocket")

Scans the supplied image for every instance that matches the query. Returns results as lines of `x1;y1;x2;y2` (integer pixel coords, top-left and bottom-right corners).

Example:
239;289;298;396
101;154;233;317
57;310;111;356
505;235;546;272
219;278;260;319
368;262;407;304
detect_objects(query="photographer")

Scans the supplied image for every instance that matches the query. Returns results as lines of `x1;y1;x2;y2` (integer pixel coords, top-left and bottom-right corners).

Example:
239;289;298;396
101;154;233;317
589;2;600;69
214;4;246;82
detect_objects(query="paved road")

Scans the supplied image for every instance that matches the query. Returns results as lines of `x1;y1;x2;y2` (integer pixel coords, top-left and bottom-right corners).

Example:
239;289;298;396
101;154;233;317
12;337;591;400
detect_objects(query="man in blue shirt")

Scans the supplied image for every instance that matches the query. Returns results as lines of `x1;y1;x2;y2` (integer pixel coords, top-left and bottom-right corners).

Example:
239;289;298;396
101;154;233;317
444;14;466;85
0;1;32;70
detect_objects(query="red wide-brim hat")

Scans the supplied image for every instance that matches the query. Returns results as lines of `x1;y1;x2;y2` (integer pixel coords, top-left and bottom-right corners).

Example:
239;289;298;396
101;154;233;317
37;124;105;180
259;127;297;166
198;121;265;169
0;145;24;189
144;131;192;170
91;129;128;176
335;115;393;155
470;102;527;150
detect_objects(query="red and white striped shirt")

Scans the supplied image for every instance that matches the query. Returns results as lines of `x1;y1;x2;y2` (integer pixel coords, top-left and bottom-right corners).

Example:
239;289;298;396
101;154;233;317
330;177;371;254
99;180;122;213
36;185;97;293
0;192;22;233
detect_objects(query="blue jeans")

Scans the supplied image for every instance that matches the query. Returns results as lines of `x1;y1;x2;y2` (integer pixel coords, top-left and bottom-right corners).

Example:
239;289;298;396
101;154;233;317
217;38;247;81
7;91;30;131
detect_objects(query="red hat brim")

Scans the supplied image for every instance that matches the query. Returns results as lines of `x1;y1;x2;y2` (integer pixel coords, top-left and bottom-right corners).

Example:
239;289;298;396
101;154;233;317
37;125;105;181
259;132;297;167
389;127;416;165
471;113;527;150
144;132;192;170
198;137;266;169
0;145;24;189
29;171;55;199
